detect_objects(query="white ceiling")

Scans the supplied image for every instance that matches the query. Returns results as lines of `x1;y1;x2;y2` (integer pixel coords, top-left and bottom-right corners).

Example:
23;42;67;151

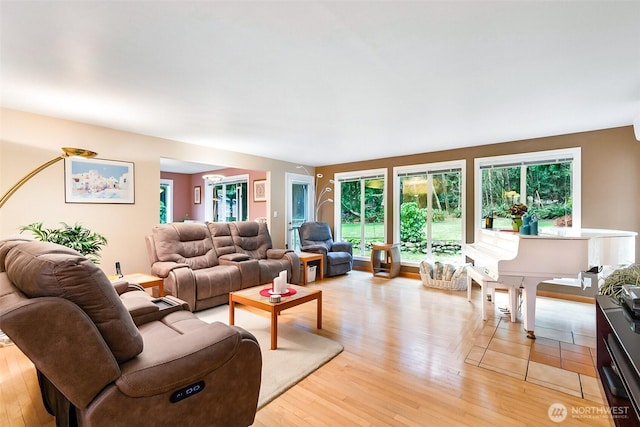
2;1;639;168
159;158;226;174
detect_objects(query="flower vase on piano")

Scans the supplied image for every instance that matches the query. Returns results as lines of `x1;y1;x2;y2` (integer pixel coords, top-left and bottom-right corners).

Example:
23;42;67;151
508;203;528;232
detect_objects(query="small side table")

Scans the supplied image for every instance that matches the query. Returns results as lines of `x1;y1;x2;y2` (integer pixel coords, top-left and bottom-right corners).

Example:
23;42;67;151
121;273;165;297
297;252;324;285
371;243;401;278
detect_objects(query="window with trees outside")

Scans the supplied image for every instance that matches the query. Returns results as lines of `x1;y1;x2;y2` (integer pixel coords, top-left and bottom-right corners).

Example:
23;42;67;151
203;175;250;223
160;179;173;224
334;169;386;258
474;147;581;235
394;161;465;265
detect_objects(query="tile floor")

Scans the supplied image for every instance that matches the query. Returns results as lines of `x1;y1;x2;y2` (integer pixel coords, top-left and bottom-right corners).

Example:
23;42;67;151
465;292;604;403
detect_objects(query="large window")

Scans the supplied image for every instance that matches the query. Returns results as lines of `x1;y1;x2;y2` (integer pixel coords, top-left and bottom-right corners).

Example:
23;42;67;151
334;169;386;258
204;175;249;222
394;161;465;265
474;148;581;236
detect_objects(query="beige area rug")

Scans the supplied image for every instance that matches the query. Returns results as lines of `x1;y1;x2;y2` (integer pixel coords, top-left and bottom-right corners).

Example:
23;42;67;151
196;305;343;408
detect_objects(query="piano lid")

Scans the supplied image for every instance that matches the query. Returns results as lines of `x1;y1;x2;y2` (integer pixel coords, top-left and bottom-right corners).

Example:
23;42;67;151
543;228;637;266
468;228;637;274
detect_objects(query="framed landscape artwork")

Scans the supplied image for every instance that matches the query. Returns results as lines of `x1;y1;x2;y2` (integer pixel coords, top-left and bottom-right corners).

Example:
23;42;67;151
65;157;135;204
254;179;266;202
194;186;202;204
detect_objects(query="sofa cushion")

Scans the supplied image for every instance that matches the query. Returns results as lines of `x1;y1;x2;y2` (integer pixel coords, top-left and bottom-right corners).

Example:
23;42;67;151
152;223;218;269
193;265;240;299
327;251;352;265
229;222;272;259
3;240;143;363
207;222;239;258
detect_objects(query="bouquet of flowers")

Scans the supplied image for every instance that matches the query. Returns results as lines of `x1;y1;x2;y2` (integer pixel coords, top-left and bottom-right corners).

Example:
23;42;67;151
508;203;528;217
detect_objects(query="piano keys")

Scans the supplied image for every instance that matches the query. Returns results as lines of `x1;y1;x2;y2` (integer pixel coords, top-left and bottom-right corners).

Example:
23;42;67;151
465;227;637;339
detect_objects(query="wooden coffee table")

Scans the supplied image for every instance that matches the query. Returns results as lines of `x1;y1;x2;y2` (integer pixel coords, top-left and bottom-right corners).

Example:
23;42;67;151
229;284;322;350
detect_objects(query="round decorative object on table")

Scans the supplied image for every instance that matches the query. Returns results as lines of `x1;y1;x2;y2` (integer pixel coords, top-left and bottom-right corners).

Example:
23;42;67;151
259;288;297;298
269;295;281;303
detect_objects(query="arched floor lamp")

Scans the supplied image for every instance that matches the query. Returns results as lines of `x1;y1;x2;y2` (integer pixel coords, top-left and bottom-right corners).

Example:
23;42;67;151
0;147;97;346
0;147;97;209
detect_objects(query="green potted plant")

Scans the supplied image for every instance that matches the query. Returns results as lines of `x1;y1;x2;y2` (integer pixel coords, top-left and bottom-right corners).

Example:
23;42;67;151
19;222;108;264
507;203;528;231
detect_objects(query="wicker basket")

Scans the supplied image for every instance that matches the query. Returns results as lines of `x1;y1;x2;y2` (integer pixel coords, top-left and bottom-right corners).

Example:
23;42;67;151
420;261;469;291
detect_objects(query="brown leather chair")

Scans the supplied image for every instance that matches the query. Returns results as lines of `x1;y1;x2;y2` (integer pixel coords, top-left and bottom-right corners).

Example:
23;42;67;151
298;222;353;277
0;239;262;427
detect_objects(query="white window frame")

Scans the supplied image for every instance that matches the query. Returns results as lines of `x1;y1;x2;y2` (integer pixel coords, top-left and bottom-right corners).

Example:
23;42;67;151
333;168;387;259
160;178;173;223
474;147;581;240
285;172;314;251
204;174;249;222
393;160;466;266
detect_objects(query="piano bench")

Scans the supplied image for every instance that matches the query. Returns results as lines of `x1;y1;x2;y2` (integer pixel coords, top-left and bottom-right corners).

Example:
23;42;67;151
467;266;520;323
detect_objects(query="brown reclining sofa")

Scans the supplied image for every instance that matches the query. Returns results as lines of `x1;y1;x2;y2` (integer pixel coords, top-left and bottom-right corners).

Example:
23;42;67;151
0;238;262;427
145;221;300;312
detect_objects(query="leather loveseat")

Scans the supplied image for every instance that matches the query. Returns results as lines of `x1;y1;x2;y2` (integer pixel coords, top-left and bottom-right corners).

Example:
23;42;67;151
146;221;300;312
0;239;262;427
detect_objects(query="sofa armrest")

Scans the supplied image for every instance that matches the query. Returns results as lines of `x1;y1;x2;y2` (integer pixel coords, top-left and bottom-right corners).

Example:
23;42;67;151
150;261;190;278
120;292;191;325
2;298;120;408
300;245;328;256
112;279;146;295
265;248;292;259
117;321;260;397
331;241;353;254
120;293;159;317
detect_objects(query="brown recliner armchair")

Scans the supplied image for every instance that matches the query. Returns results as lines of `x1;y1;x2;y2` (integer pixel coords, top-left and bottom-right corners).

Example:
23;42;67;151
0;239;262;427
298;222;353;277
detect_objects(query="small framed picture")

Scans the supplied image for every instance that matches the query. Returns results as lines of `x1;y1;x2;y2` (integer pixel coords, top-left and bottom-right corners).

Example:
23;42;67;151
194;186;202;204
253;179;266;202
65;157;135;204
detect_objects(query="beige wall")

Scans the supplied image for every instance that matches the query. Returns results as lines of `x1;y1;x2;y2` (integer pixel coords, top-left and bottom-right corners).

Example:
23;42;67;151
0;109;303;274
316;126;640;266
2;108;637;277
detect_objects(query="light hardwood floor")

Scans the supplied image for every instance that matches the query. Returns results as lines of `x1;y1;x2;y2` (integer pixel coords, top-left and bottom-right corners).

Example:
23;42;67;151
1;271;614;426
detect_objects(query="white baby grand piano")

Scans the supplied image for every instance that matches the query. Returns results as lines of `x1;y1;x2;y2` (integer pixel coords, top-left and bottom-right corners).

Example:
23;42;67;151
466;228;637;338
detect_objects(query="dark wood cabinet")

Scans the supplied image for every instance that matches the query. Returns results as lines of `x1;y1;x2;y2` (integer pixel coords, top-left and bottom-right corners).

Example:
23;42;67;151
596;296;640;426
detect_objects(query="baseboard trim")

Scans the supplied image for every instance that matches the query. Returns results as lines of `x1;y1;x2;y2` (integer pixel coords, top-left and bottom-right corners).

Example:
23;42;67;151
536;290;594;304
353;265;420;280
